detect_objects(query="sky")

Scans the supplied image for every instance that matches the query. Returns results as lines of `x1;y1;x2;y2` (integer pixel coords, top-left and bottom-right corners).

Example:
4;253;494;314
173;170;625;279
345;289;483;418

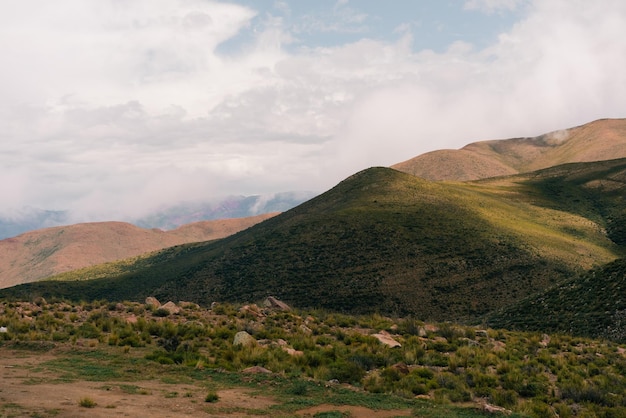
1;0;626;223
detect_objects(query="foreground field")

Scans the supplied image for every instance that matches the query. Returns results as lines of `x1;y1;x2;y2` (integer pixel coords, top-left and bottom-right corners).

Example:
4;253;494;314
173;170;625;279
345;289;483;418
1;298;625;417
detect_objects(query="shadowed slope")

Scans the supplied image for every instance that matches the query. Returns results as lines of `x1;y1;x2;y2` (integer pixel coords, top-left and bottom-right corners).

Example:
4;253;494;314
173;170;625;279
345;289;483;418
393;118;626;181
3;161;624;323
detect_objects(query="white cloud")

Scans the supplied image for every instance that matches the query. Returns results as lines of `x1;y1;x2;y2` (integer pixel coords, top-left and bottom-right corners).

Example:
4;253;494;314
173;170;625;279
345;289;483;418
1;0;626;223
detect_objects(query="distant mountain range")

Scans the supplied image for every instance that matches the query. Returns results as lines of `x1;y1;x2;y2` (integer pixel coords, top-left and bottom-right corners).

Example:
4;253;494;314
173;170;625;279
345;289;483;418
2;118;626;342
0;214;277;289
0;192;316;239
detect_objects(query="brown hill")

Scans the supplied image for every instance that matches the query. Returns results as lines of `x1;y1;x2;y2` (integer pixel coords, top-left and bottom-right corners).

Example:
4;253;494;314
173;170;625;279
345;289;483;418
0;213;278;289
392;118;626;180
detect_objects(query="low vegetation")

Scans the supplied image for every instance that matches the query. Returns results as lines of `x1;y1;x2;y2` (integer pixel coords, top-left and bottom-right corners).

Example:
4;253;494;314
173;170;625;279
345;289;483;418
1;298;625;417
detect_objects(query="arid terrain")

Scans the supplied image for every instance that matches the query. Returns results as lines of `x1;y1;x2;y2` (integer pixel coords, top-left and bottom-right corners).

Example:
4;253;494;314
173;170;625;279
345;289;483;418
0;213;277;289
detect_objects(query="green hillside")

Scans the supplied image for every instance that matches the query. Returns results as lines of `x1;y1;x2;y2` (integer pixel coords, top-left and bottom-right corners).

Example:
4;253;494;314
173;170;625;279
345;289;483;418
2;160;625;324
486;258;626;342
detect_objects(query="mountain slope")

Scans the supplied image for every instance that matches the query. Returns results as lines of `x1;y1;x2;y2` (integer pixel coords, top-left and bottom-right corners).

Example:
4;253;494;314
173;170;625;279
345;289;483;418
486;258;626;342
3;160;624;323
0;213;277;289
392;118;626;181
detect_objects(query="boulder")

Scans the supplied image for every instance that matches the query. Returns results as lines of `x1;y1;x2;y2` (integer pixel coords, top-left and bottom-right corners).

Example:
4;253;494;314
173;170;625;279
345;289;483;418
233;331;256;347
161;301;181;314
372;330;401;348
145;297;161;308
263;296;291;311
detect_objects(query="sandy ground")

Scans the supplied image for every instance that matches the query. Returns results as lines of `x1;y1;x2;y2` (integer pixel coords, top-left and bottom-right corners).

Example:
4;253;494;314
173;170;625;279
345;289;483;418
0;348;413;418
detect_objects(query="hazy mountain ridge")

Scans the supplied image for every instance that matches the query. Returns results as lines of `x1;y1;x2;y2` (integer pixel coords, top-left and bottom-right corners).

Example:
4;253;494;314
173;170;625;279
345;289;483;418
0;213;277;289
392;118;626;181
0;192;315;239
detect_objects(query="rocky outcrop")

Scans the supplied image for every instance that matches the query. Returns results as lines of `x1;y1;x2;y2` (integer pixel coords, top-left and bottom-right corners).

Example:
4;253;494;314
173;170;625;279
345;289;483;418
263;296;291;311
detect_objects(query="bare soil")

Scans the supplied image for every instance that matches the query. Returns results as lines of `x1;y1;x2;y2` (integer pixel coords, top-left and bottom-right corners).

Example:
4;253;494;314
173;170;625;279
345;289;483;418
0;348;413;418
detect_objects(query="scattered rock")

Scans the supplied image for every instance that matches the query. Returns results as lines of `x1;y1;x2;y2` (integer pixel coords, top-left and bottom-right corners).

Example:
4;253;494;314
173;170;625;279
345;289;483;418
325;379;340;387
240;304;265;319
233;331;256;347
372;330;401;348
482;402;512;415
475;329;489;338
263;296;291;311
145;297;161;308
282;347;304;356
390;362;409;375
242;366;272;374
161;301;181;314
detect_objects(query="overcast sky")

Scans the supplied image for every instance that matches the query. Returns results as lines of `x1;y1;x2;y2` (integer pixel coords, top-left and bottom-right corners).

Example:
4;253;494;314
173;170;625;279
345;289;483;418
2;0;626;222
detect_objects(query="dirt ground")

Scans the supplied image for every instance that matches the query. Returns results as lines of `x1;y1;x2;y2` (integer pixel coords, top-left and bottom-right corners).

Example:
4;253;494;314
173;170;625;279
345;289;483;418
0;348;413;418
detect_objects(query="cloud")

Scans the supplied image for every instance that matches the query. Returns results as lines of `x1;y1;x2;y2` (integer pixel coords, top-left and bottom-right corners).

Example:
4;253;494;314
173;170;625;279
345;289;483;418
1;0;626;223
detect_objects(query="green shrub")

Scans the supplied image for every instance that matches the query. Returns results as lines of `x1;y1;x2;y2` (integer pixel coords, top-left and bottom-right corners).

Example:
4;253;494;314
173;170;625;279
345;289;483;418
205;391;219;403
78;397;97;408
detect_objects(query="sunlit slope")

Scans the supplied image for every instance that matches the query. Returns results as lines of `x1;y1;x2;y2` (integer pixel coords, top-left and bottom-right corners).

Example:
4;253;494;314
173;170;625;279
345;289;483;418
3;161;624;322
393;118;626;181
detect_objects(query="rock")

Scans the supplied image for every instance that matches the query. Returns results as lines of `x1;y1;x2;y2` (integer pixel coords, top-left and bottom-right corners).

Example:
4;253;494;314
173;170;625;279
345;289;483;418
161;301;181;314
115;303;125;311
475;329;489;338
263;296;291;311
391;362;409;375
282;347;304;356
145;297;161;308
372;330;401;348
299;324;312;334
0;326;7;333
233;331;256;347
483;402;512;415
240;304;265;318
242;366;272;374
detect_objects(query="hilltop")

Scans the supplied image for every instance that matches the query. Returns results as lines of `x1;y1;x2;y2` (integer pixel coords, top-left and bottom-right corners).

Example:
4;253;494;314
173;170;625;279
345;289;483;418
0;213;277;289
3;159;624;325
392;118;626;180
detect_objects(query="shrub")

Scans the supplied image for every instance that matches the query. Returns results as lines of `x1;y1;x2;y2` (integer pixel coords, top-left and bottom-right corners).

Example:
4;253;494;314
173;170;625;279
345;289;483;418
78;397;97;408
153;308;170;317
205;391;219;403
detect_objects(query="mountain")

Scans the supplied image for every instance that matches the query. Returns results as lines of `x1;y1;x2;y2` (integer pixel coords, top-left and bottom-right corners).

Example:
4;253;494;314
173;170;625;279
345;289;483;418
392;118;626;181
0;213;277;289
0;192;315;239
134;191;317;230
3;159;624;324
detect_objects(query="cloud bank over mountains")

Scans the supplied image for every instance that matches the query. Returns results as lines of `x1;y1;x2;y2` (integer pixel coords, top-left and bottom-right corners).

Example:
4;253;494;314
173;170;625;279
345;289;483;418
1;0;625;223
